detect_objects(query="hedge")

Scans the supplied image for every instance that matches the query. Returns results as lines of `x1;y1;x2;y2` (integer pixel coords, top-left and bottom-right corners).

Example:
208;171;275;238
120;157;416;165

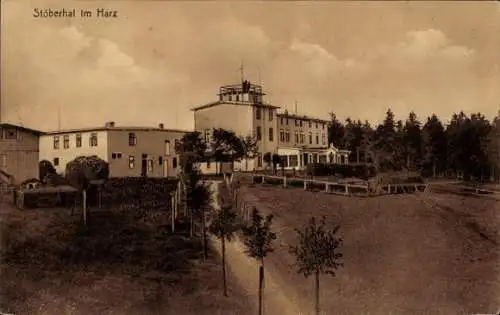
86;177;179;209
306;163;376;179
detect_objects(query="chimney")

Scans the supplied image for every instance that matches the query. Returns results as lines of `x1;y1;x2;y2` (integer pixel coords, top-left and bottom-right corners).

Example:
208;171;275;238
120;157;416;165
158;123;164;129
105;121;115;128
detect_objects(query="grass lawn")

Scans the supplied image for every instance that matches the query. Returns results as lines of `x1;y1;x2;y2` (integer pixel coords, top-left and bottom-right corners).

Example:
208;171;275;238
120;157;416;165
0;201;254;315
238;185;500;315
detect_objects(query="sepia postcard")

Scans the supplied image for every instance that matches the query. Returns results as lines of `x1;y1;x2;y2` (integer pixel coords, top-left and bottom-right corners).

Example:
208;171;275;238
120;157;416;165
1;1;499;315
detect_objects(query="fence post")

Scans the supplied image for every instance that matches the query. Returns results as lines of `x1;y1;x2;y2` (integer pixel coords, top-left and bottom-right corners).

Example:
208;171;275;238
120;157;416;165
171;193;175;233
261;175;265;184
325;183;329;193
283;176;287;188
388;184;391;194
304;180;308;190
82;189;87;226
344;184;348;195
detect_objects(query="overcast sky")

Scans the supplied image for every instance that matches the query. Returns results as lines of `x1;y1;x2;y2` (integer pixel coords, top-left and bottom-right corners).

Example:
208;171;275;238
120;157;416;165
1;0;499;132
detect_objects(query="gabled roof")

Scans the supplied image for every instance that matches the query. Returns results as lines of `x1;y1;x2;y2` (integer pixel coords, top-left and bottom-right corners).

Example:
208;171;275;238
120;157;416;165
191;101;280;112
0;123;45;135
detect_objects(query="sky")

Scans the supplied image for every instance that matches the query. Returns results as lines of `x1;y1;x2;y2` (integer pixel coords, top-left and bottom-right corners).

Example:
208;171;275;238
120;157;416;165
1;0;499;132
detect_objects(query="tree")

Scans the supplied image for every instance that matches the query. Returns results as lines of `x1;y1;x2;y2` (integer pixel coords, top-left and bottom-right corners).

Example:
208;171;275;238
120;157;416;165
65;155;109;224
486;111;500;181
342;118;364;163
242;207;276;315
271;154;281;175
212;128;245;174
422;114;447;177
289;216;343;315
208;183;240;296
403;111;423;170
39;160;56;182
263;152;272;170
240;135;259;172
176;132;211;241
327;113;345;148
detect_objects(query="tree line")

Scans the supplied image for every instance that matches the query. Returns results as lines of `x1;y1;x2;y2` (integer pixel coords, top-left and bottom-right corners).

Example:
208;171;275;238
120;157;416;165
327;109;500;181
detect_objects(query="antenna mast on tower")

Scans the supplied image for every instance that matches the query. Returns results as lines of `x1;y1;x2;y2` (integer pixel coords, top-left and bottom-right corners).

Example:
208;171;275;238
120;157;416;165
239;62;245;83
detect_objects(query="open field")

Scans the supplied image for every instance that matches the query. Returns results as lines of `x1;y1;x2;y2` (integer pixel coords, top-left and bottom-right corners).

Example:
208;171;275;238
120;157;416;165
0;200;253;315
237;185;500;314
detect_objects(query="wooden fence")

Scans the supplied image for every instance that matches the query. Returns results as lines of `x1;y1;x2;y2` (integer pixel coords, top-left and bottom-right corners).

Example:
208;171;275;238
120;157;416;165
245;173;428;197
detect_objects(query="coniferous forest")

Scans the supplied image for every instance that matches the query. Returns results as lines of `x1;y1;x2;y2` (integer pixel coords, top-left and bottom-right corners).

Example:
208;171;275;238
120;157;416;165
327;109;500;181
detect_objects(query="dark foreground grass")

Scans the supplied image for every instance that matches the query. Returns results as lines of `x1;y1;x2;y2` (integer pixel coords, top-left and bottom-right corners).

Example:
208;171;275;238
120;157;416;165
0;204;253;315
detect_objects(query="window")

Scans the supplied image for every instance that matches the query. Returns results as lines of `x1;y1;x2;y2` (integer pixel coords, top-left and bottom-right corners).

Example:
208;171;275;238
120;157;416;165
117;153;122;159
300;120;303;127
147;159;153;173
285;130;290;142
174;140;180;153
229;95;232;101
315;122;318;129
322;133;326;145
159;156;163;165
280;117;284;125
316;133;319;144
294;131;299;143
0;154;6;168
63;135;69;149
128;156;135;169
280;129;285;142
255;107;261;120
300;132;305;144
112;153;117;159
309;132;312;144
76;133;82;147
295;119;299;127
269;128;274;142
129;133;137;146
257;154;262;167
90;132;98;147
322;123;325;129
53;136;60;149
269;110;273;121
256;126;262;141
309;121;312;128
4;129;17;140
289;155;298;167
165;140;171;155
236;95;240;102
173;157;178;168
207;161;211;169
53;157;59;166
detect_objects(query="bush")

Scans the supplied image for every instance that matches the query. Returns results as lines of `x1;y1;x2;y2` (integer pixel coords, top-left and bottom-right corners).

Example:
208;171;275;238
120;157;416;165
39;160;56;181
86;177;178;210
65;155;110;189
306;163;376;179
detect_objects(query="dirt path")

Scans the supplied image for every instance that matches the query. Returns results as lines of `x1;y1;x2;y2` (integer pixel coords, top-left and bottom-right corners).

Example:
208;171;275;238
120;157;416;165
208;181;310;315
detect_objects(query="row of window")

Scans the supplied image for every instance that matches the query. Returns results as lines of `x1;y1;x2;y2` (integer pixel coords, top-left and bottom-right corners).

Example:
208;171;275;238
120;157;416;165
279;117;326;129
52;132;141;150
53;133;97;149
51;154;179;171
279;129;326;145
255;126;274;142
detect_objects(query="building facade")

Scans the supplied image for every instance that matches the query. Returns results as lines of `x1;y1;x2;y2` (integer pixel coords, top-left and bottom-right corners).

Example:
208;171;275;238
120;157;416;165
39;122;187;178
193;81;350;172
0;123;43;185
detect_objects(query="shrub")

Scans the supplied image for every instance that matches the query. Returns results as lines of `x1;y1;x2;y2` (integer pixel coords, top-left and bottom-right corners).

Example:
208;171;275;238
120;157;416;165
39;160;56;181
65;155;110;190
306;163;376;179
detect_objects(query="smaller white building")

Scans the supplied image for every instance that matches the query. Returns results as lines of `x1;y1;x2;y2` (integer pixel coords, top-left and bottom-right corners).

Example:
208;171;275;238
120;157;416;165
277;144;350;170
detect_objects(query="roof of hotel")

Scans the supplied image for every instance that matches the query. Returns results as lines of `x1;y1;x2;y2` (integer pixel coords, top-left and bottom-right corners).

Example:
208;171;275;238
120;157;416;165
277;112;329;123
43;126;191;135
191;100;280;112
0;123;45;135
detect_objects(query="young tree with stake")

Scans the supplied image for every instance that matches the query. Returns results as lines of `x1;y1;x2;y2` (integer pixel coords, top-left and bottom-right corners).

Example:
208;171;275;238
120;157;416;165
289;216;343;315
208;201;240;297
242;207;276;315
